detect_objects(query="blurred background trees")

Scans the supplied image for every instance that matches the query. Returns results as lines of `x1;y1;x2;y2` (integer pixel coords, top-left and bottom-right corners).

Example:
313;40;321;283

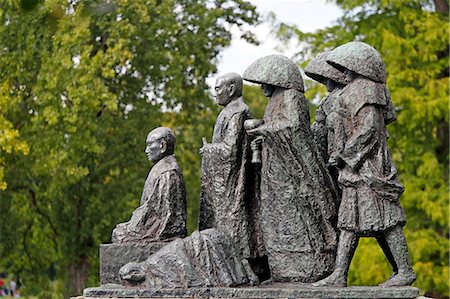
0;0;258;297
0;0;448;298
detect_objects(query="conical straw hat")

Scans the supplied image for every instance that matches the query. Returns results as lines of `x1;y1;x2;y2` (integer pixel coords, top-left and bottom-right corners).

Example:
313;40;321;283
326;41;386;83
243;54;304;92
305;51;348;85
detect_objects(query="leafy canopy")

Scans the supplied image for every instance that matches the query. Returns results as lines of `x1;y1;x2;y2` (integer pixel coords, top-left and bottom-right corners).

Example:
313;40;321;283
0;0;258;297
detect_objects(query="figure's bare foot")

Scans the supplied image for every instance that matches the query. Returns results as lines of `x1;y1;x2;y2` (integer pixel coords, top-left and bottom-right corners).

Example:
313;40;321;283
379;271;416;287
312;270;347;287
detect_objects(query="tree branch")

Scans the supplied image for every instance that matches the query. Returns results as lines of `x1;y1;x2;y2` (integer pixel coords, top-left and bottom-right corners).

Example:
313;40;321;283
27;188;59;248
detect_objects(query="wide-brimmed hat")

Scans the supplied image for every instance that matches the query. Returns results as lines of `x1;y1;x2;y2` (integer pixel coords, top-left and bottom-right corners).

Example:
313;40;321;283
326;41;386;83
305;51;348;85
243;54;304;92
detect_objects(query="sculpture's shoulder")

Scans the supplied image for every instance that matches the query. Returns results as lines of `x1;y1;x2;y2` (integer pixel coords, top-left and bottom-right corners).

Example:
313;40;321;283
225;97;251;117
150;155;182;178
321;88;342;116
343;78;388;116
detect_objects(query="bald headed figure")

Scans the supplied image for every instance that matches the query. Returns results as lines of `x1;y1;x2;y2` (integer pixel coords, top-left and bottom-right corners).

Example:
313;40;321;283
214;72;243;106
200;73;259;260
145;127;176;163
112;126;186;243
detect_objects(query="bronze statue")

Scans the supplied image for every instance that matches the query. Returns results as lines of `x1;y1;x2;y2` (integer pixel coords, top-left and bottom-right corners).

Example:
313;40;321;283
306;50;400;283
243;55;339;283
111;127;187;243
306;50;348;166
313;41;416;287
89;44;420;299
198;72;254;259
119;228;258;288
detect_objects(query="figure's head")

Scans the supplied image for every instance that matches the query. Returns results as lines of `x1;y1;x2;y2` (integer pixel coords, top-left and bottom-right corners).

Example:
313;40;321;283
243;54;305;92
261;83;276;97
119;262;145;285
214;72;243;106
145;127;176;162
305;51;349;91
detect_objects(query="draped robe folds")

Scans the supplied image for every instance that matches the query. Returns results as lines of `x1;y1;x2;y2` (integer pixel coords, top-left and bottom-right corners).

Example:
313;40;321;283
327;78;406;234
112;155;187;243
199;98;260;259
256;88;339;282
312;87;348;164
119;229;258;288
312;87;347;187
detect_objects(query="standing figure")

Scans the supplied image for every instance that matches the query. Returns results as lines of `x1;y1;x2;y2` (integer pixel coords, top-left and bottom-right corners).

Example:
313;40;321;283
306;50;349;170
112;127;187;243
243;55;339;282
199;73;256;259
307;50;399;278
314;42;416;287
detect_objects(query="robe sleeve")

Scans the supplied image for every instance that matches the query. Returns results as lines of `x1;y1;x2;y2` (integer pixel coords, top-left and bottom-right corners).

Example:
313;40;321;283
340;105;380;171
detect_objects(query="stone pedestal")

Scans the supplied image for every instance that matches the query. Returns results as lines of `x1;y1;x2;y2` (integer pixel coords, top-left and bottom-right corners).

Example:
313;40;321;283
82;283;420;299
99;242;166;284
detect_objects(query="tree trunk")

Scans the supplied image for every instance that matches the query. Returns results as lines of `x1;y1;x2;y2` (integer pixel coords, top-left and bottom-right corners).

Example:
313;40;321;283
434;0;449;14
66;257;89;298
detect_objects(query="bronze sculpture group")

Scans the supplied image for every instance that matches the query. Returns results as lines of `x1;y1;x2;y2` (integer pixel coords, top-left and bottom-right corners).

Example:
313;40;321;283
107;41;416;291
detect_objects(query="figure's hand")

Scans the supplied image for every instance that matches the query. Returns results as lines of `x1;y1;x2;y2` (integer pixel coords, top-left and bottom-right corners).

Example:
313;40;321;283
244;119;264;137
202;137;207;146
246;127;262;137
250;136;263;150
119;262;146;284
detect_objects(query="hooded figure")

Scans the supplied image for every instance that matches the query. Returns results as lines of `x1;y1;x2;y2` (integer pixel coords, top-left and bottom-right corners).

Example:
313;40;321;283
313;42;416;287
243;55;338;282
307;49;402;282
306;50;349;165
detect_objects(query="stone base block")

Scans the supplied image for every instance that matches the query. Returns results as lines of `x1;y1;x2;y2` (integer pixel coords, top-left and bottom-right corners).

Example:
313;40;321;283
99;242;166;284
83;283;420;298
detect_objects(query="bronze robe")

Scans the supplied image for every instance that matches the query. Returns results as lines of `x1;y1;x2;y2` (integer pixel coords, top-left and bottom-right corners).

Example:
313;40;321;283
119;229;258;288
112;155;187;243
327;78;406;235
312;87;345;175
256;88;338;282
199;98;255;258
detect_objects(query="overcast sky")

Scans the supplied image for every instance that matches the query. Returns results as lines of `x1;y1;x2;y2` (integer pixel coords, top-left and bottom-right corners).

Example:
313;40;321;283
208;0;342;87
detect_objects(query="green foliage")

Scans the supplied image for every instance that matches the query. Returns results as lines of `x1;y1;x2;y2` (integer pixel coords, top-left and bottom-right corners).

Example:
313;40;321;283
0;0;258;297
243;84;266;118
243;83;321;121
272;1;449;296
